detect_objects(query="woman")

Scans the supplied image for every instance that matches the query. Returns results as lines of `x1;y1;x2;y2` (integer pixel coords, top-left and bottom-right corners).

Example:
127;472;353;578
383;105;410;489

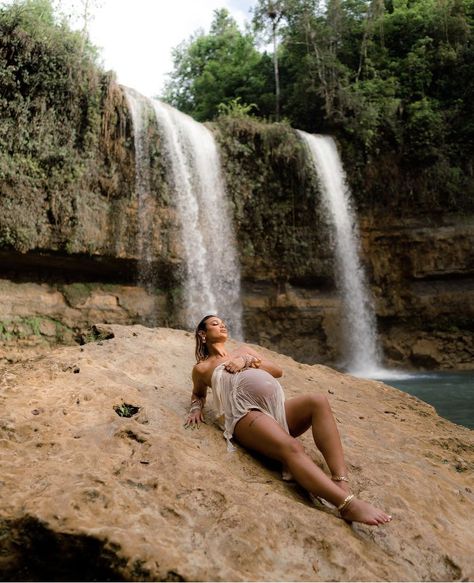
185;314;392;526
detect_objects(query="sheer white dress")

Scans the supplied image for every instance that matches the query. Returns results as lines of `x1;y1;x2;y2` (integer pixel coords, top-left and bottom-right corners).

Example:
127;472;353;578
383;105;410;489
210;363;290;452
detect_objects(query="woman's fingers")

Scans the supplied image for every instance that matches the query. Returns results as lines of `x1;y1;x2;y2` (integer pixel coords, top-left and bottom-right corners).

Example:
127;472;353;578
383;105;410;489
184;412;203;429
224;357;245;373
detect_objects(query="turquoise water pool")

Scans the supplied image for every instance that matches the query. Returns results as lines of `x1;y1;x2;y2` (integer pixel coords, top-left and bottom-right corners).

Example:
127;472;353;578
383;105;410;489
379;371;474;430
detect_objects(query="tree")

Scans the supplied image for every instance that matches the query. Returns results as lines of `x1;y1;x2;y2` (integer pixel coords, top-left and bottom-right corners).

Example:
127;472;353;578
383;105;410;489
162;9;273;121
253;0;285;120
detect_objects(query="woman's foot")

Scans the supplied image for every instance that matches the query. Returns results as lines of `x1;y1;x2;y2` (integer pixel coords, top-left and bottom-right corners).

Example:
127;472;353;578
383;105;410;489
341;497;392;526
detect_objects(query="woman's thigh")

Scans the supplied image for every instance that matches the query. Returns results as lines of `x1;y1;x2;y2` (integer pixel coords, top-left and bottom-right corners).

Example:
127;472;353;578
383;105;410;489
233;411;298;461
285;394;318;437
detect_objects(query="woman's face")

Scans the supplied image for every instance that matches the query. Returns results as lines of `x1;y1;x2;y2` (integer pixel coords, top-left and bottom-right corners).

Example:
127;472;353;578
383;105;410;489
203;316;228;342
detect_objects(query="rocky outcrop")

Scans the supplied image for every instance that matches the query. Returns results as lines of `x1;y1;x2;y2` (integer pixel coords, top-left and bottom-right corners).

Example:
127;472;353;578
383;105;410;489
0;277;164;364
0;325;473;581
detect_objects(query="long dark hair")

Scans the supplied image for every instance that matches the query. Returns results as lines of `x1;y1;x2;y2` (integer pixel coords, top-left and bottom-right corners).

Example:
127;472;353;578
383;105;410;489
195;314;217;363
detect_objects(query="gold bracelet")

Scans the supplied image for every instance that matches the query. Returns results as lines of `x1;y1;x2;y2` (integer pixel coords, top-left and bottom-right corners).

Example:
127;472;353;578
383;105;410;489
337;494;355;513
331;475;349;482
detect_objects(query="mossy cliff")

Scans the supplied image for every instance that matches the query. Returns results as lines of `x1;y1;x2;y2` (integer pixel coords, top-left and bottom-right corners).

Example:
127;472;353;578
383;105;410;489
0;4;472;369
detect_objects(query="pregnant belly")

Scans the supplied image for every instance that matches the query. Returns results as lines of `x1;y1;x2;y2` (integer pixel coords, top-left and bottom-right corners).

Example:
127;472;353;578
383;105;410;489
236;368;280;401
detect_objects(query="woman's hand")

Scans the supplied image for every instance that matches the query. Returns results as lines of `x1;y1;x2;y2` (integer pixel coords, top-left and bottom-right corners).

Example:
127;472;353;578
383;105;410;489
184;407;205;429
224;355;246;374
184;394;205;429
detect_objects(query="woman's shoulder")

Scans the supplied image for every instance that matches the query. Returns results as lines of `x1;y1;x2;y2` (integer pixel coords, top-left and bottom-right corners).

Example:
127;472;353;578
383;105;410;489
193;359;212;376
192;358;217;388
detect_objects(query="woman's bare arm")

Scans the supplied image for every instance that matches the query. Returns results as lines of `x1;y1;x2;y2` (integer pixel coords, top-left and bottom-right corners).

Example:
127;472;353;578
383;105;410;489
191;364;208;401
184;364;208;428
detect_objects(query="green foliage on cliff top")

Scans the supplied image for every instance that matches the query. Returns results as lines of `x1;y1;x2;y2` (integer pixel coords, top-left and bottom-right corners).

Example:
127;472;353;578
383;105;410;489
163;9;275;121
164;0;474;213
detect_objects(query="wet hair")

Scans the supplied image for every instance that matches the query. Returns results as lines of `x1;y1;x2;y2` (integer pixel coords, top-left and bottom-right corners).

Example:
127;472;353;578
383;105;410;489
195;314;217;363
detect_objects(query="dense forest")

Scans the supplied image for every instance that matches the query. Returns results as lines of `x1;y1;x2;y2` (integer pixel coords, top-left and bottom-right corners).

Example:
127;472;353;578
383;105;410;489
164;0;474;210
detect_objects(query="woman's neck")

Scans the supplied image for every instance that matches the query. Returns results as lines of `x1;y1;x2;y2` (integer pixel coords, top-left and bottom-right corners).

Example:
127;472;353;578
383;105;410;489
209;342;228;358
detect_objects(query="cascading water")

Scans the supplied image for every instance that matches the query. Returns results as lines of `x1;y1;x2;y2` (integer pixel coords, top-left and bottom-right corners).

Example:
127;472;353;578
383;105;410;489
298;131;382;376
124;87;159;325
151;100;243;339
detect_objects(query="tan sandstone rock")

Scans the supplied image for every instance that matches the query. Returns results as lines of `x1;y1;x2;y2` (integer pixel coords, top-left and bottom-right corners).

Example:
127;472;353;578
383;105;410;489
0;325;472;581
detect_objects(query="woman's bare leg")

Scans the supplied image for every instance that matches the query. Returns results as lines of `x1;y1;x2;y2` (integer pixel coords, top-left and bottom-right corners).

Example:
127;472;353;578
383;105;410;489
285;394;349;492
234;411;391;526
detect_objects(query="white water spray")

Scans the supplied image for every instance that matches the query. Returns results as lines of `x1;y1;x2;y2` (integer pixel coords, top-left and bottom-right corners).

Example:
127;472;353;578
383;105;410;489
152;100;243;338
298;131;382;376
124;87;159;324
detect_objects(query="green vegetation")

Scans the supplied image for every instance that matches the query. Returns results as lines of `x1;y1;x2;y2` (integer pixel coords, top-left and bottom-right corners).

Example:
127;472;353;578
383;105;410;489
163;9;274;121
0;0;102;194
113;403;140;418
163;0;474;212
217;97;258;118
214;116;333;279
0;0;135;254
0;316;72;340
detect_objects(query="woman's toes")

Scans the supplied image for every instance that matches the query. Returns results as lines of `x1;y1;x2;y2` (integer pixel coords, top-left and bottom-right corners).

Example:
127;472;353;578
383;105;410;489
341;498;391;526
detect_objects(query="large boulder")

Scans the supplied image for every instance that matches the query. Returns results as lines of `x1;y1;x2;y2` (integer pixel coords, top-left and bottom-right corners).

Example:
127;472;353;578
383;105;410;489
0;325;472;581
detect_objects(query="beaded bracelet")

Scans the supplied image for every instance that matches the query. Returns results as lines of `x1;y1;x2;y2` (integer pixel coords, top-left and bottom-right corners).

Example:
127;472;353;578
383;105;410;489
189;398;203;413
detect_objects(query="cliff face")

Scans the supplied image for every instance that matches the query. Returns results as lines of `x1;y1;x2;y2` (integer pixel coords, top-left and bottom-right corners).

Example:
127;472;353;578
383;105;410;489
362;214;474;370
0;325;473;581
0;77;473;369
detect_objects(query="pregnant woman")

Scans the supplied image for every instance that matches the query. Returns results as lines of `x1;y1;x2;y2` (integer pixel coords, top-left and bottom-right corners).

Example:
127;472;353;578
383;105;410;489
185;315;392;527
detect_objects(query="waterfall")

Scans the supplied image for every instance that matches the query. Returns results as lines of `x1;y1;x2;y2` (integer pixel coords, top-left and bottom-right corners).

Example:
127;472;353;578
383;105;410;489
298;131;382;375
124;87;159;324
151;100;243;339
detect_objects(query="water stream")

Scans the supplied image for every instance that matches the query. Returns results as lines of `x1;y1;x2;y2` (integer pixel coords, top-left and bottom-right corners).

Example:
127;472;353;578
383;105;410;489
125;89;243;336
298;131;382;375
124;87;158;324
151;100;243;338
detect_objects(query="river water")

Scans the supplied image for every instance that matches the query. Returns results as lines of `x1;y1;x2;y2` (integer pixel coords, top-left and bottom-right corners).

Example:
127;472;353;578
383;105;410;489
378;371;474;430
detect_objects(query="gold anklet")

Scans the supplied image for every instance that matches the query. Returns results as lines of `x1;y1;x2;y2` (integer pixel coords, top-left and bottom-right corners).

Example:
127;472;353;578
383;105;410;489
332;475;349;482
337;494;355;513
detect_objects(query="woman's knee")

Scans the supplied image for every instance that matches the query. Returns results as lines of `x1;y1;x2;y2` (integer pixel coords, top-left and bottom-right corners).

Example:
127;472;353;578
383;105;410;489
279;436;305;460
309;393;330;410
